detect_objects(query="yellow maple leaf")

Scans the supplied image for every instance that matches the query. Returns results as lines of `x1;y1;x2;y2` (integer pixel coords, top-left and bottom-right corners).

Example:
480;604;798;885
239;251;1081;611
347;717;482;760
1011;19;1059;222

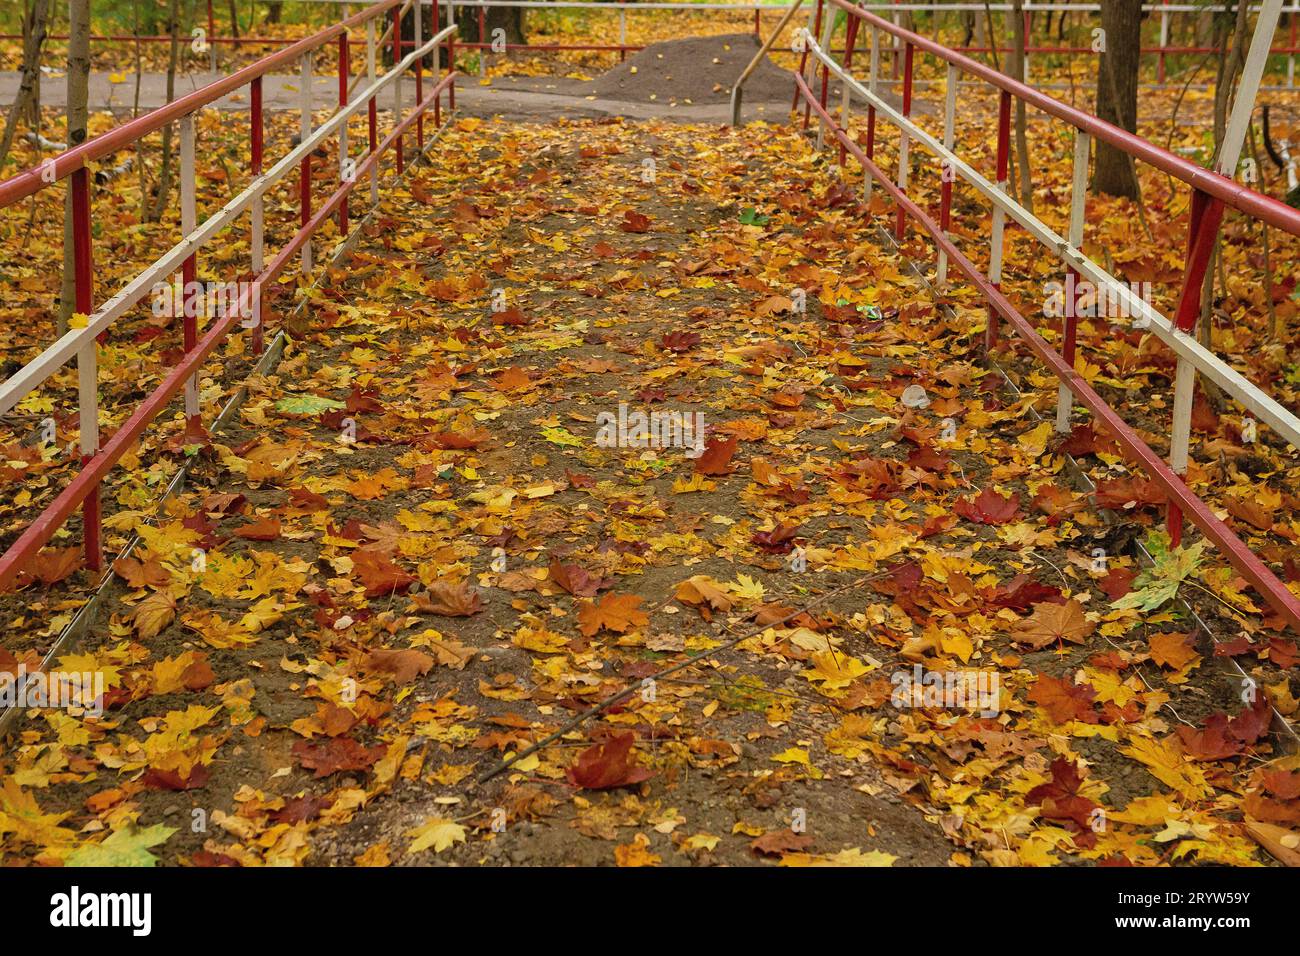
407;817;466;854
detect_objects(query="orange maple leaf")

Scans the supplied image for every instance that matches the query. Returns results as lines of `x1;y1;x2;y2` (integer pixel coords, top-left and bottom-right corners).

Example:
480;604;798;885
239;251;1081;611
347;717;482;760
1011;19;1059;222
577;593;649;636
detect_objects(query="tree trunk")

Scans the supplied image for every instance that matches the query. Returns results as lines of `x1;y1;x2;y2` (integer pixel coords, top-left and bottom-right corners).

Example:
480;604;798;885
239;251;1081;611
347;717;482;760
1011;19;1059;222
265;2;283;26
1092;0;1142;198
227;0;240;38
59;0;90;336
1009;0;1033;211
0;0;52;170
1211;1;1250;166
1198;0;1251;368
471;7;525;46
148;0;181;223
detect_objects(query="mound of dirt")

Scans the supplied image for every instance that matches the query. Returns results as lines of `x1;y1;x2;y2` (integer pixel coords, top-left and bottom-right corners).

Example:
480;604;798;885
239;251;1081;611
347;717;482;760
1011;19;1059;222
590;33;794;104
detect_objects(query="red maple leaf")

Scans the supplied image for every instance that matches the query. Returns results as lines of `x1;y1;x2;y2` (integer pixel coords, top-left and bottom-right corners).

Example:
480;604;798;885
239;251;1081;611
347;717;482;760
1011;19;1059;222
1028;674;1099;725
1026;757;1100;836
352;548;416;598
1094;477;1167;510
694;435;738;476
987;573;1063;611
954;488;1021;525
1176;713;1243;761
1097;567;1137;601
1266;637;1300;669
619;210;651;233
906;443;951;472
548;558;609;597
141;764;211;791
291;738;386;778
751;522;802;555
660;331;701;353
566;732;654;790
1260;770;1300;801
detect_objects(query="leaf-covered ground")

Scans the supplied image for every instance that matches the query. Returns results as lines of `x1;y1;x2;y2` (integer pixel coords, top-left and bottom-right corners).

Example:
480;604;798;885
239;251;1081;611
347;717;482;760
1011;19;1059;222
3;112;1300;868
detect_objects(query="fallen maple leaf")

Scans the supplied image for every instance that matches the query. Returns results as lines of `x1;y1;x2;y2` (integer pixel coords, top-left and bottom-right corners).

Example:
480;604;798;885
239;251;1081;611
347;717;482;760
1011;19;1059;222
548;558;608;597
1149;631;1199;671
352;548;416;598
620;210;651;233
415;581;484;616
234;515;282;541
364;648;434;684
566;731;654;789
694;435;738;476
954;487;1021;525
407;817;467;854
1026;758;1099;833
18;547;82;588
750;829;815;856
751;522;802;555
292;738;386;778
133;589;179;640
1028;673;1099;724
1012;599;1094;649
577;592;649;636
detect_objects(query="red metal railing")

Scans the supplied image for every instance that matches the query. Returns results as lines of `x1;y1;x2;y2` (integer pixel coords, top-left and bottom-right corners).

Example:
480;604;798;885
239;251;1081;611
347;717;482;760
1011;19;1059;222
792;0;1300;635
0;0;457;591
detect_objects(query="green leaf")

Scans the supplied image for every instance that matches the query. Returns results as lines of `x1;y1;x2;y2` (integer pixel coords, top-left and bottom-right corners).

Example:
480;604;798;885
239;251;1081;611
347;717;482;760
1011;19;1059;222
66;823;177;867
275;394;346;416
738;207;769;226
540;425;583;447
1112;533;1206;613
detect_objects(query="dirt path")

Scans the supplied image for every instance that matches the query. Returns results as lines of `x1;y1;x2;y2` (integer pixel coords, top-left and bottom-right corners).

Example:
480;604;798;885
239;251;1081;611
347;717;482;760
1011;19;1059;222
1;113;1286;869
0;69;797;124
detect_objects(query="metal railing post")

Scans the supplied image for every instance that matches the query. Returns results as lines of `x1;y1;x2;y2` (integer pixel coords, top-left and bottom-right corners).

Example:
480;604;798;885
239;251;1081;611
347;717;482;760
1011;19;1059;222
838;13;860;166
987;88;1011;352
936;61;957;284
894;40;913;240
250;75;265;356
415;0;425;149
795;0;822;118
301;51;314;274
815;13;835;147
368;16;379;207
864;24;878;199
180;113;200;429
71;166;100;572
393;3;404;174
1056;130;1090;434
435;0;444;124
339;31;351;234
